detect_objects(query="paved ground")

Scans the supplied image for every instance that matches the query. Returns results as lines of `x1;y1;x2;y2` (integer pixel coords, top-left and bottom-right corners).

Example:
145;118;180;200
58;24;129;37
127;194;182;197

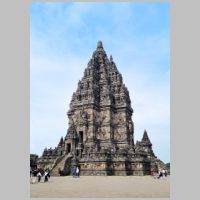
30;175;170;198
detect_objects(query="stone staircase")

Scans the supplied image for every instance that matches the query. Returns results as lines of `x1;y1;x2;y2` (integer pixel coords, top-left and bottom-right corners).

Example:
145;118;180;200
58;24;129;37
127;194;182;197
50;153;72;176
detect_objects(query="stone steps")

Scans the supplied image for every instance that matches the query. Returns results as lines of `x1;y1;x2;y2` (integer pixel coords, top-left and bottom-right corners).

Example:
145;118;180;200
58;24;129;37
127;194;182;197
50;154;72;176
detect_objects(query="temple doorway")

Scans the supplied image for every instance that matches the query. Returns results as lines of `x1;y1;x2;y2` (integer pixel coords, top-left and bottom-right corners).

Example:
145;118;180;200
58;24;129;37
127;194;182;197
67;143;71;153
79;131;83;143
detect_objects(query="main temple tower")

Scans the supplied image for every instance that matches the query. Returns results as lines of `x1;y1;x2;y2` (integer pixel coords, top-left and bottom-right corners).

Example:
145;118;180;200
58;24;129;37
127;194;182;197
38;41;161;176
66;41;134;153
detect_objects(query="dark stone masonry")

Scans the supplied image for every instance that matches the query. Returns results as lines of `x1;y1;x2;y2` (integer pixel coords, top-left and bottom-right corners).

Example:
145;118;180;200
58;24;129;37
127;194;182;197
37;41;164;176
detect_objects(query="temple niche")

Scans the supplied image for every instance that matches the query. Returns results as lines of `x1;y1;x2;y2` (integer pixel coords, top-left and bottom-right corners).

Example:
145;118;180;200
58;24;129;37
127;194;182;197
37;41;164;176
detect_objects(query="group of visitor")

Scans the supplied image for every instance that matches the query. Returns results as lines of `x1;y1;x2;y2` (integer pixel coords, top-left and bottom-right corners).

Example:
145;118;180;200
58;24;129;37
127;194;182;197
30;168;50;184
154;168;168;179
30;165;80;182
72;166;80;178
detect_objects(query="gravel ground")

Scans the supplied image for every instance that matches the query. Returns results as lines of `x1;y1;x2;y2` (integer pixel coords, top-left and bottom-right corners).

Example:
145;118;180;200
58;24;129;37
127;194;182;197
30;175;170;198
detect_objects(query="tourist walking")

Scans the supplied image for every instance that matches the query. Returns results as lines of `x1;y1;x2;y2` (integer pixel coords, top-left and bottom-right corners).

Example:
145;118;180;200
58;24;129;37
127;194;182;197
76;166;80;177
44;169;50;182
72;166;76;178
158;169;163;179
165;169;168;177
37;171;42;182
30;168;37;184
162;168;166;179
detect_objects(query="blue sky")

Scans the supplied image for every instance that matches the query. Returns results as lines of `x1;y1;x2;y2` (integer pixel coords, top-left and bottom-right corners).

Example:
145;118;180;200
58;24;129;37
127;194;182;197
30;2;170;163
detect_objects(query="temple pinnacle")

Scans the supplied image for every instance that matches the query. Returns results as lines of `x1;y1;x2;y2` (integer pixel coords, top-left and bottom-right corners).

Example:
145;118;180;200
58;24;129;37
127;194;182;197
97;40;103;49
110;55;113;62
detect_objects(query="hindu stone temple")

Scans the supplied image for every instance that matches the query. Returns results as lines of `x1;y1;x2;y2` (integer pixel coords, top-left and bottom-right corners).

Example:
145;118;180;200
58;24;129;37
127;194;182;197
37;41;164;176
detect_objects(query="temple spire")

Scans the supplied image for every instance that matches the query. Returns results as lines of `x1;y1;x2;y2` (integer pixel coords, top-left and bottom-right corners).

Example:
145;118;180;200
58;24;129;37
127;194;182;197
95;40;105;53
110;55;113;62
97;40;103;49
141;130;152;145
58;136;64;146
91;40;107;59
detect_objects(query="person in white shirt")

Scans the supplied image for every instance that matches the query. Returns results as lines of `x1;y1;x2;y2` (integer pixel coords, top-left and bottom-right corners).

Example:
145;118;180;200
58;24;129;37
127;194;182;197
37;171;42;182
76;166;80;177
162;169;166;179
44;169;50;182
